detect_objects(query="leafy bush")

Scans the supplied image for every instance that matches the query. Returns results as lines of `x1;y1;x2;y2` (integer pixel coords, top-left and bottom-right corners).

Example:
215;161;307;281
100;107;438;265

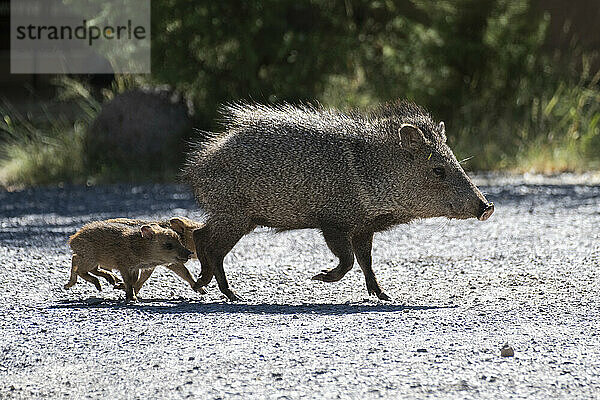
0;79;98;187
0;77;155;188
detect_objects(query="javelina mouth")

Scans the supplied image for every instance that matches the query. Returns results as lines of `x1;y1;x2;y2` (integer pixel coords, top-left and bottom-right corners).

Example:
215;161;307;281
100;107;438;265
478;203;494;221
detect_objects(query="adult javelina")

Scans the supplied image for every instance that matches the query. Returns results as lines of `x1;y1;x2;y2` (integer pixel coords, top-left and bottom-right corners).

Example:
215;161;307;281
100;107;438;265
183;101;494;301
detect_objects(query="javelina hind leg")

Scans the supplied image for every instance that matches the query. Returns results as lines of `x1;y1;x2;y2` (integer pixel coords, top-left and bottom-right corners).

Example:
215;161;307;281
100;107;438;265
192;225;212;290
312;230;354;282
67;254;102;291
90;267;120;286
352;231;390;301
79;272;102;291
193;217;252;301
64;254;81;289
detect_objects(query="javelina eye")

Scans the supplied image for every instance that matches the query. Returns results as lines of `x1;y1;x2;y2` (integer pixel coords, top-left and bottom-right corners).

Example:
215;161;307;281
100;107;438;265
163;242;174;250
432;167;445;179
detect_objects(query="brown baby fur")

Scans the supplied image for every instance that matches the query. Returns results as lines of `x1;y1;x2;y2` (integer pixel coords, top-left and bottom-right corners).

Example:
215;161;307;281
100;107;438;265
183;101;494;301
65;221;192;302
106;217;206;294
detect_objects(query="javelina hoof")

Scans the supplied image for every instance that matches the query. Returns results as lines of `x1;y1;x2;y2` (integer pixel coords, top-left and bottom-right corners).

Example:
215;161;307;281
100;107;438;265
311;269;345;282
376;292;391;301
223;290;243;302
192;280;207;292
193;284;207;295
124;295;138;303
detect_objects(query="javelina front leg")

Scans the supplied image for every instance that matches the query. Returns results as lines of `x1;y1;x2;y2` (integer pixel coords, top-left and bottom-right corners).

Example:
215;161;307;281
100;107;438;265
212;256;242;301
312;230;354;282
192;225;213;290
193;218;251;301
352;231;390;301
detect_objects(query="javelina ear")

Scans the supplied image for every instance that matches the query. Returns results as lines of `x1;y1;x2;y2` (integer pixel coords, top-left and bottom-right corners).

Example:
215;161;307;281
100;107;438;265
438;121;447;142
140;225;154;239
398;124;426;149
169;217;186;235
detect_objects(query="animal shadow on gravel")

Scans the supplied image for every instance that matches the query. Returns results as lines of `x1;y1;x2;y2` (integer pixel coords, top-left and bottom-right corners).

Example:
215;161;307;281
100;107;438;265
50;299;455;315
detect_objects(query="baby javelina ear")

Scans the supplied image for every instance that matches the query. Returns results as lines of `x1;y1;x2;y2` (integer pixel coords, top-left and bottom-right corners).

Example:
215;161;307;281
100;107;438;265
398;123;427;149
169;217;186;235
140;225;155;239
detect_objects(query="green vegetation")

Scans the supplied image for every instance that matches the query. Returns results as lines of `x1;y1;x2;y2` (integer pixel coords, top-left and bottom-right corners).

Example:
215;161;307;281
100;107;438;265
0;78;140;188
0;79;95;187
152;0;600;172
1;0;599;187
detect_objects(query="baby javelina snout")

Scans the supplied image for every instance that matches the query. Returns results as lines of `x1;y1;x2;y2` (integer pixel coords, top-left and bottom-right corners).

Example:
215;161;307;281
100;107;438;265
65;221;192;302
106;217;207;294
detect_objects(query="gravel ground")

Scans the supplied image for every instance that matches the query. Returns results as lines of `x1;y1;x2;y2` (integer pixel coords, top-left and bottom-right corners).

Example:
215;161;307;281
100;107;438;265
0;176;599;399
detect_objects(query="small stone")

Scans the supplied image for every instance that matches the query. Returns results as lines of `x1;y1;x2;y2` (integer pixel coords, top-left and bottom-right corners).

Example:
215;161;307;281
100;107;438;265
500;343;514;357
271;372;283;380
416;348;427;353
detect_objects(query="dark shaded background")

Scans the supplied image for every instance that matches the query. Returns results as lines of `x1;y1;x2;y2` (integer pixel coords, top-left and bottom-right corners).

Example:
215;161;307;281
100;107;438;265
0;0;599;185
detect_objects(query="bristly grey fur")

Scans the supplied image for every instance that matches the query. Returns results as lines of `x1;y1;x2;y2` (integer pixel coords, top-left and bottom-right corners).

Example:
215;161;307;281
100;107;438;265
182;100;443;183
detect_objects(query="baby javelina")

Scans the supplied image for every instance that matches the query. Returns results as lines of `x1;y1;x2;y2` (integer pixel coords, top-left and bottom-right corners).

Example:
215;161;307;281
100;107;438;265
65;221;192;302
106;217;206;294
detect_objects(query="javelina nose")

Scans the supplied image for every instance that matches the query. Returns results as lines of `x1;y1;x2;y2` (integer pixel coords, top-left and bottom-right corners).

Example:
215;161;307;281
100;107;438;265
478;201;494;221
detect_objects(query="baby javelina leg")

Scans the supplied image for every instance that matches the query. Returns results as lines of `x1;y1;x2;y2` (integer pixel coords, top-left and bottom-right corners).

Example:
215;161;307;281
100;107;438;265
64;255;80;289
167;217;207;294
90;267;121;286
131;268;155;295
64;254;101;291
120;268;140;303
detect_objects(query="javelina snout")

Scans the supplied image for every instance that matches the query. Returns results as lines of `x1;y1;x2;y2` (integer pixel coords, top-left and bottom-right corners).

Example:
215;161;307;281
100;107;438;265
458;181;494;221
450;188;494;221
